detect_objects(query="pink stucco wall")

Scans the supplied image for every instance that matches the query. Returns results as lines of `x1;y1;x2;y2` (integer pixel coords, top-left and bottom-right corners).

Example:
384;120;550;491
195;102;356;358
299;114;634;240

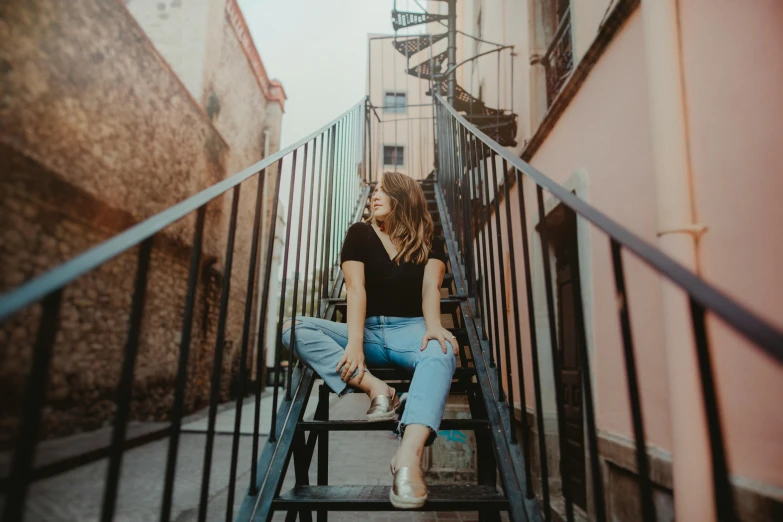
678;0;783;487
496;1;783;489
513;10;672;450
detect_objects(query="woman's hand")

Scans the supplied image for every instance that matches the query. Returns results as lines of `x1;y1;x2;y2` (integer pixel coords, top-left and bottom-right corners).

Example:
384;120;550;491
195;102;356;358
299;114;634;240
421;326;459;355
336;342;366;383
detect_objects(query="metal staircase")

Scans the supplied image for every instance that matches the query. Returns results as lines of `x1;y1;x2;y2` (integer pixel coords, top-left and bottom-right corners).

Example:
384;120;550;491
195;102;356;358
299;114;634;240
235;175;531;522
1;94;781;522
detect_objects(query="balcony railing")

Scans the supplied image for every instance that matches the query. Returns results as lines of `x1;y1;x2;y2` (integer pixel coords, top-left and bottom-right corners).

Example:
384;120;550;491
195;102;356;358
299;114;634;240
0;98;368;522
542;7;574;106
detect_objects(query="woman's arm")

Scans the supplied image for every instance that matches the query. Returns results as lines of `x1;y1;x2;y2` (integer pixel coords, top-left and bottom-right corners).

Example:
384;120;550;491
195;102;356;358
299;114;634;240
337;260;367;383
421;259;458;354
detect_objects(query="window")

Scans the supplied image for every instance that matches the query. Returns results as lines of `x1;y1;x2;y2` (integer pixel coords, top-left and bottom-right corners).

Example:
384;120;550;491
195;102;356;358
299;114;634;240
384;92;407;113
383;146;404;167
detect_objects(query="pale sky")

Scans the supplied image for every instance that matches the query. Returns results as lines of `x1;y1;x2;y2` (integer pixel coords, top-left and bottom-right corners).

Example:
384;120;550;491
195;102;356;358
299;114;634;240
238;0;410;149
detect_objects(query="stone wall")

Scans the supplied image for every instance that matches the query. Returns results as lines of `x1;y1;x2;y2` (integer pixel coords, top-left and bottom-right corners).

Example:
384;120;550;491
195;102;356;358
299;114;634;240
128;0;286;379
199;2;277;380
0;146;226;445
0;0;279;445
0;0;230;252
125;0;288;381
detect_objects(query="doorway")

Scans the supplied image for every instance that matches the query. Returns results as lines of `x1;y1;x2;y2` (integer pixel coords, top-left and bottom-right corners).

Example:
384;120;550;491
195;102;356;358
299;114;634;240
545;203;588;510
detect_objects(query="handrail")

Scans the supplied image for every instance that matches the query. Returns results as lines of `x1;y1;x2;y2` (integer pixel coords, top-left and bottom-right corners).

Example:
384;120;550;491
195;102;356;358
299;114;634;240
434;45;514;80
434;92;778;521
0;97;368;321
435;93;783;363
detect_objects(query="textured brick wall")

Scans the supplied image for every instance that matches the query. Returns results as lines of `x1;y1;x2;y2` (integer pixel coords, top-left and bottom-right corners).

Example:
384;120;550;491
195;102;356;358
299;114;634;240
0;146;225;445
0;0;231;251
0;0;280;445
200;4;285;379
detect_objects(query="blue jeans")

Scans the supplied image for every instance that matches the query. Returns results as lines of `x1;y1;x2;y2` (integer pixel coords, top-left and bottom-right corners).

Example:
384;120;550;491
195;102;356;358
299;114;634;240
281;315;456;446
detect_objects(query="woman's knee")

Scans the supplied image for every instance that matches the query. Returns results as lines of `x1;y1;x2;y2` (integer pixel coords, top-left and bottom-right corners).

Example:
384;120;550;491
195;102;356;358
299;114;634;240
422;341;457;374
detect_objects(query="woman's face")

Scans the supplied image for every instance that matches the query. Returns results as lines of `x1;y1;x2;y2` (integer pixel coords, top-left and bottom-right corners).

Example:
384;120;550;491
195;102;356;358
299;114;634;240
372;186;393;222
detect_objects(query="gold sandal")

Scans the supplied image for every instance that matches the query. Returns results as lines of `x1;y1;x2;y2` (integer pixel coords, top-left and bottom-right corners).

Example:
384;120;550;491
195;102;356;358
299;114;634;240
390;463;428;509
365;392;400;421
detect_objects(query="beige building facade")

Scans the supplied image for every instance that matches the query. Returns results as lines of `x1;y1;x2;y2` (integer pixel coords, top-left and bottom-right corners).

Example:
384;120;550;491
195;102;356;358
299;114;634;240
367;33;437;181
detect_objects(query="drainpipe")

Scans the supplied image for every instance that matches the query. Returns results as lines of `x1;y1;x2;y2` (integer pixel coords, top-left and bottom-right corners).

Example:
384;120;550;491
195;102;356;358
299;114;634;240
640;1;713;521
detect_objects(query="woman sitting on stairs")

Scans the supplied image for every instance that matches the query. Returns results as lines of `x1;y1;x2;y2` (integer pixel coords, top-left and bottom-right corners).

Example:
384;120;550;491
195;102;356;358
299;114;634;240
281;171;457;509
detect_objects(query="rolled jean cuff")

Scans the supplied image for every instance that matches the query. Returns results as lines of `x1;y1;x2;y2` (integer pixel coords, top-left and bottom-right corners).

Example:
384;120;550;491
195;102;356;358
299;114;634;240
337;383;353;397
398;422;438;447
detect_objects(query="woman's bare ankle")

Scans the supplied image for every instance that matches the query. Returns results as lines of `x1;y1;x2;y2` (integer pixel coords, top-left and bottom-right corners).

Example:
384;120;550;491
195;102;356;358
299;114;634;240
368;379;392;399
391;451;421;471
352;373;390;399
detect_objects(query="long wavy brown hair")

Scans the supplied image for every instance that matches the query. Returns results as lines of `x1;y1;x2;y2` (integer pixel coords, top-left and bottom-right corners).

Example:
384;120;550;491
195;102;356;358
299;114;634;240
369;172;434;265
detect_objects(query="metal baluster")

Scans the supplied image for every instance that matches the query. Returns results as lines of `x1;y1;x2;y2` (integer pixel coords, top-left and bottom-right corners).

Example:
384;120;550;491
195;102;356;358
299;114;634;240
271;151;298;439
337;118;347;275
251;159;284;493
610;240;656;522
689;298;738;521
2;290;63;522
347;111;355;241
448;115;458;231
365;102;372;184
333;120;344;276
161;207;206;522
501;162;534;494
344;114;352;263
467;135;488;343
489;156;514;424
321;127;338;306
474;140;494;362
197;186;241;522
536;185;574;522
463;129;480;324
310;132;327;318
101;238;154;522
331;120;344;277
225;170;267;521
569;217;606;522
302;137;320;319
516;169;550;515
287;143;311;399
451;115;464;267
458;124;475;298
481;150;503;386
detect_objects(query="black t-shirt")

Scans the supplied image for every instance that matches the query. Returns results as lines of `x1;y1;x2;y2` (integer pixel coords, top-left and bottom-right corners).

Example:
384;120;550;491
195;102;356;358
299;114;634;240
340;222;448;318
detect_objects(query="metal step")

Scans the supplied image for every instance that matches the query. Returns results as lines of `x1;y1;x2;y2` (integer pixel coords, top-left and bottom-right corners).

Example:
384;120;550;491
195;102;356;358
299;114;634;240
274;485;508;511
329;297;466;316
297;418;488;432
350;366;475;381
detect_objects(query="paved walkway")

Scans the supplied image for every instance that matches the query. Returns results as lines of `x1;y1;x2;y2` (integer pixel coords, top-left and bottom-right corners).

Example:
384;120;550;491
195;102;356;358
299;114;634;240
5;382;495;522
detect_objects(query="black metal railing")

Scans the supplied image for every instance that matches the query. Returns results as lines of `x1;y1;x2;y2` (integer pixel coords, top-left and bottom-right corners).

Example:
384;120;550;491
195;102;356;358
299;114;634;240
542;7;573;106
434;94;783;522
0;98;368;522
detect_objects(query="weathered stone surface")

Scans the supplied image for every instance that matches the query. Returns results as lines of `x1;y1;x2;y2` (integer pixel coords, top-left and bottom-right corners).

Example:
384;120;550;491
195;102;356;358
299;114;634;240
0;0;281;447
